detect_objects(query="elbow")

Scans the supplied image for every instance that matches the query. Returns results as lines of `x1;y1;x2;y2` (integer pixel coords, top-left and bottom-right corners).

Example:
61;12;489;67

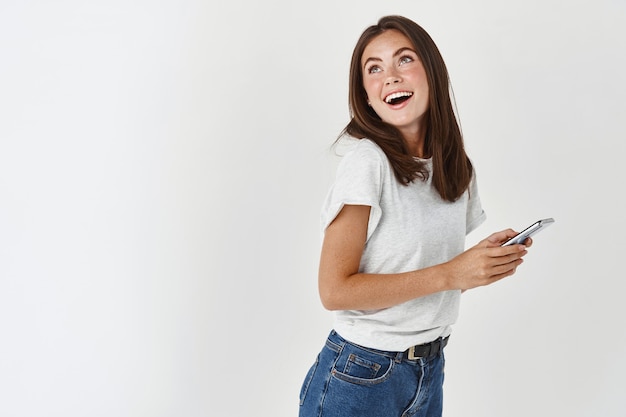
318;282;344;311
319;288;341;311
319;267;356;311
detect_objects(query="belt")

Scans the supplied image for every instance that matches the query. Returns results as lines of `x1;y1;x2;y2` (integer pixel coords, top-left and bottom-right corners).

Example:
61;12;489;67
406;336;449;360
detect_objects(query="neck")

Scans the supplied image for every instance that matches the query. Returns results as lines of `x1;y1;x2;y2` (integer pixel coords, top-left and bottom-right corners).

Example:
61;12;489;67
401;127;427;158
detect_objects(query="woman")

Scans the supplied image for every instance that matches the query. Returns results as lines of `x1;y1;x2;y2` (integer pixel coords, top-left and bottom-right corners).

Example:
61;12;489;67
298;15;530;417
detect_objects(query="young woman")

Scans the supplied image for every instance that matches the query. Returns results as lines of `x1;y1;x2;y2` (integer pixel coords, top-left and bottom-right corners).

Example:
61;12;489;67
298;15;531;417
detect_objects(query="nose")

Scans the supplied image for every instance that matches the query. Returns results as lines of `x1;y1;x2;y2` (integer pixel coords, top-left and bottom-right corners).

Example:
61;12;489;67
385;69;402;85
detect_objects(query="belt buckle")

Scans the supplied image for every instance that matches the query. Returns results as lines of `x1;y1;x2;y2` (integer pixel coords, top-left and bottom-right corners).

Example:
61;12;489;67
408;345;419;360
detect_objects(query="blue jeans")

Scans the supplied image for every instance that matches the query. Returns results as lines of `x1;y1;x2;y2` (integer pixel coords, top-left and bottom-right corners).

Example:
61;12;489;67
299;330;445;417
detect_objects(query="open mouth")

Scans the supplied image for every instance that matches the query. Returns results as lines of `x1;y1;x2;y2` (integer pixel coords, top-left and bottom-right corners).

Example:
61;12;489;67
384;91;413;105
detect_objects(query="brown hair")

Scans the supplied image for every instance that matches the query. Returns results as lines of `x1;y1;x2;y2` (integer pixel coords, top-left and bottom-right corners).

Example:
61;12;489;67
339;15;473;202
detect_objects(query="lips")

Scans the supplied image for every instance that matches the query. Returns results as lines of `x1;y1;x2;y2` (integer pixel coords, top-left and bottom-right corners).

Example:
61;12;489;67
384;91;413;105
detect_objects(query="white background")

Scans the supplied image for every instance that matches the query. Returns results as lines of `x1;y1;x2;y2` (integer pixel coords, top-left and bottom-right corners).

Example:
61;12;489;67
1;0;625;416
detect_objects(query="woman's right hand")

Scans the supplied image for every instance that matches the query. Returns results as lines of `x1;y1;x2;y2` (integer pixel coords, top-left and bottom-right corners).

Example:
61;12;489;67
444;229;529;291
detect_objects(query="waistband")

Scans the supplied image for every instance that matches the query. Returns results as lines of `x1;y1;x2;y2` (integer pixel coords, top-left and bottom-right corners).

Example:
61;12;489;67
327;330;449;362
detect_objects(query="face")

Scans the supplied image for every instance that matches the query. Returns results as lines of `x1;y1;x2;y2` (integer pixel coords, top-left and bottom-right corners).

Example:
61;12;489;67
361;30;429;139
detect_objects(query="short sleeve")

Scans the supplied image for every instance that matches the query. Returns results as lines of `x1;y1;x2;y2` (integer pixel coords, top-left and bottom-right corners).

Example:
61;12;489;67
466;169;487;234
321;140;385;242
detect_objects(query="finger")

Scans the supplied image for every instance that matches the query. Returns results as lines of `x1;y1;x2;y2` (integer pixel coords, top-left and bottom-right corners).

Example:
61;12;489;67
490;258;524;277
500;243;528;255
485;229;518;247
491;251;527;269
486;230;510;244
486;245;527;260
487;268;519;283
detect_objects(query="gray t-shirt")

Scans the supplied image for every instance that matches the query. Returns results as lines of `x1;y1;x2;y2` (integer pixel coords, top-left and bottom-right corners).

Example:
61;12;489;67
321;138;486;351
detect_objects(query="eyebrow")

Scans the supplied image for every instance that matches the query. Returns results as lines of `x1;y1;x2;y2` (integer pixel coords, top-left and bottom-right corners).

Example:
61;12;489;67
362;47;417;69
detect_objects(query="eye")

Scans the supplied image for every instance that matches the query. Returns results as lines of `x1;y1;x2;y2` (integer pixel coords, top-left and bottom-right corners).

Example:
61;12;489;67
367;65;382;74
399;55;414;65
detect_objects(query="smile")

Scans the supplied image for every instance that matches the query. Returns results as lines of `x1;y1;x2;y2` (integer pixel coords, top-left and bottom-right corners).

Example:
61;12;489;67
384;91;413;105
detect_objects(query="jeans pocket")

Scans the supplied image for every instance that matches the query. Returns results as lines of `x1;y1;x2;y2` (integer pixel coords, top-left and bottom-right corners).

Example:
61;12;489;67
299;354;320;406
331;345;394;386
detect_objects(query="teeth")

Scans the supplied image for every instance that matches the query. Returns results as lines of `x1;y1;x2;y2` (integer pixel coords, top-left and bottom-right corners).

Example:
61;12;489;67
385;91;413;103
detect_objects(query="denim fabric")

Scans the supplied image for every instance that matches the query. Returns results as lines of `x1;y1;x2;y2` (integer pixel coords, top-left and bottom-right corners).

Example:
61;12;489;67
299;330;445;417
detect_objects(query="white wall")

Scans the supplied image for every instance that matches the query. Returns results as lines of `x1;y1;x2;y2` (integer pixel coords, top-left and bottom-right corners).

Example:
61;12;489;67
1;0;624;416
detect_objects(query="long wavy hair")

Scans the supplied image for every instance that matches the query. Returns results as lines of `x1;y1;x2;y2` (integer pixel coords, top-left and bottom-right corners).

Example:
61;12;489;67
339;15;473;202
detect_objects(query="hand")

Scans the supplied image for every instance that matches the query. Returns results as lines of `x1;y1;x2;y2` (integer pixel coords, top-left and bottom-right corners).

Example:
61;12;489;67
488;229;534;248
446;229;530;291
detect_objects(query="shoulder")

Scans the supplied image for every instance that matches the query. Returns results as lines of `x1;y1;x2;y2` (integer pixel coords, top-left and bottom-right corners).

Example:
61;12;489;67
333;138;389;184
341;138;387;165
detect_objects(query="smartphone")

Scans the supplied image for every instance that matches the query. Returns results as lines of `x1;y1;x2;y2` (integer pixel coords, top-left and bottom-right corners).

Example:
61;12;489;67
501;218;555;246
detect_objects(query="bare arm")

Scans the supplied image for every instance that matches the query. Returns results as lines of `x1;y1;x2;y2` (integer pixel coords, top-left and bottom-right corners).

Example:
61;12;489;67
318;204;529;311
